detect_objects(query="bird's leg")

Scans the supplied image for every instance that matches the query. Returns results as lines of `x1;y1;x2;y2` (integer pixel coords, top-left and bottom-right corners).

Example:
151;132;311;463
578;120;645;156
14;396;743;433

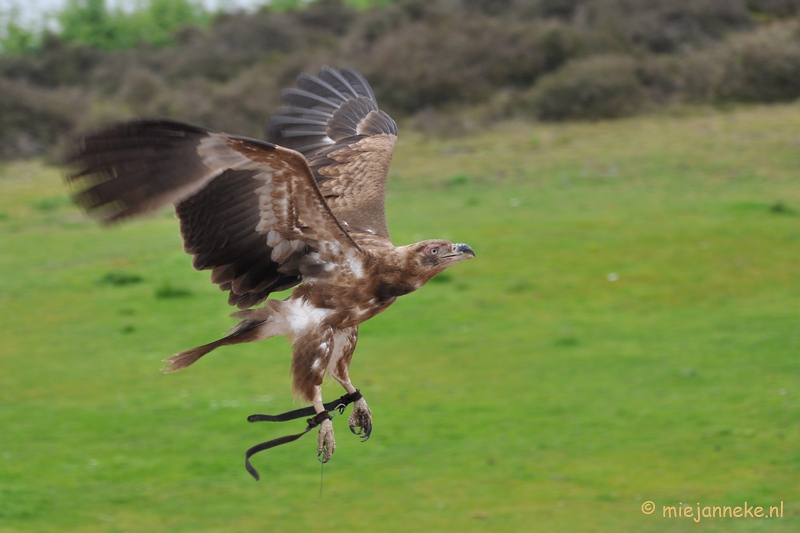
328;369;372;441
348;395;372;442
312;385;335;463
326;327;372;441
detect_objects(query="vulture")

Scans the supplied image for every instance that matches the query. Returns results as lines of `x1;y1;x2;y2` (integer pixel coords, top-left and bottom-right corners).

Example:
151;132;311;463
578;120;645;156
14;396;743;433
65;67;475;465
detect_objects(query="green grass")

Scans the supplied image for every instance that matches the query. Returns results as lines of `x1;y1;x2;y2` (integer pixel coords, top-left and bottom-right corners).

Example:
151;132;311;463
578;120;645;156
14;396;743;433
1;103;799;532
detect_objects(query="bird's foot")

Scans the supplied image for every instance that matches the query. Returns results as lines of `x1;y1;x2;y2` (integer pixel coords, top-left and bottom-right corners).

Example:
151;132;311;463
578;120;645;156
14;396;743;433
317;418;335;463
348;397;372;441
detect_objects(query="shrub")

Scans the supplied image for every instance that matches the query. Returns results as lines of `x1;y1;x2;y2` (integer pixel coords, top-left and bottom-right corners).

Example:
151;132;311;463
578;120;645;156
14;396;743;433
747;0;800;17
678;21;800;103
533;0;584;19
724;21;800;101
529;54;646;121
0;35;102;88
636;54;685;104
143;12;303;84
352;15;583;113
673;47;729;102
118;67;165;114
462;0;515;16
293;0;357;35
0;78;85;158
575;0;752;54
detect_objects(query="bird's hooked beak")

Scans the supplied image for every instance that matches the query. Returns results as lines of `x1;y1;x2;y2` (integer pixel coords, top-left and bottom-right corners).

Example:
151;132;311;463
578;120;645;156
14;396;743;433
452;243;475;260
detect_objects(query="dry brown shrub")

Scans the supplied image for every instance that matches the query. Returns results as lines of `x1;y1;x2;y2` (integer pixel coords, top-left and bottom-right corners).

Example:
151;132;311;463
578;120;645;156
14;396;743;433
0;35;102;88
293;0;357;36
723;21;800;101
637;54;685;104
528;54;646;120
678;47;732;102
573;0;752;53
0;79;87;158
677;21;800;103
351;14;582;113
747;0;800;17
118;67;166;114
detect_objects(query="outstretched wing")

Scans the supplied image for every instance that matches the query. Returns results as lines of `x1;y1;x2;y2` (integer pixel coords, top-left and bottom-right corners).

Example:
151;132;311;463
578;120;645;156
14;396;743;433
65;119;359;309
266;66;398;241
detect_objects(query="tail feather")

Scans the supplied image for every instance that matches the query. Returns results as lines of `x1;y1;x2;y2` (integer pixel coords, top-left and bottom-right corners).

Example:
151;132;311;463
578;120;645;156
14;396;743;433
161;301;288;373
161;319;267;373
162;340;224;373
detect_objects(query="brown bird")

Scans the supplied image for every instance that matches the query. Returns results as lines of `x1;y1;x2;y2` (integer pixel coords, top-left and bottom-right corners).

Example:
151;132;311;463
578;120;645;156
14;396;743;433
65;67;475;463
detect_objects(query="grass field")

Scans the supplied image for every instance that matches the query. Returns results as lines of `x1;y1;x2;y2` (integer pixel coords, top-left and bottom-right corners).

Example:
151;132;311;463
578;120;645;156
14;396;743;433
1;104;799;532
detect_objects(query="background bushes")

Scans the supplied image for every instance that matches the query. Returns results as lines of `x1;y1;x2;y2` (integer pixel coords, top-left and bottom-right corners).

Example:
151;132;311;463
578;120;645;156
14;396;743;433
722;22;800;102
352;15;583;113
2;0;800;158
528;54;644;120
0;78;87;158
642;20;800;104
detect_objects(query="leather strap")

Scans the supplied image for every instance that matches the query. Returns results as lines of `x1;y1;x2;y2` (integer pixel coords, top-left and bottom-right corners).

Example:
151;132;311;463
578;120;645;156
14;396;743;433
247;390;362;423
244;390;363;480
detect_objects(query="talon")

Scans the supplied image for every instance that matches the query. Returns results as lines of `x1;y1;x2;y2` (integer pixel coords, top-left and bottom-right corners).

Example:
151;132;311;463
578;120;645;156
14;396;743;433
348;397;372;442
317;418;335;462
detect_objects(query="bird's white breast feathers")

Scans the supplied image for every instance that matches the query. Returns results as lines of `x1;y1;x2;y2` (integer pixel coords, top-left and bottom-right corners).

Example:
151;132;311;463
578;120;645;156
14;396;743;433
282;299;333;334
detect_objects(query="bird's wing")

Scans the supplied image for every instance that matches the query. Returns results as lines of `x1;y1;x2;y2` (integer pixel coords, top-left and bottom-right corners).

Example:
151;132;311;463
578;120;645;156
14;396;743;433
266;66;397;241
65;119;360;309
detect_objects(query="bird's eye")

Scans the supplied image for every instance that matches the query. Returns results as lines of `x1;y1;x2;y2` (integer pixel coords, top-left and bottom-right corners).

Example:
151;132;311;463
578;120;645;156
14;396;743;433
429;247;438;255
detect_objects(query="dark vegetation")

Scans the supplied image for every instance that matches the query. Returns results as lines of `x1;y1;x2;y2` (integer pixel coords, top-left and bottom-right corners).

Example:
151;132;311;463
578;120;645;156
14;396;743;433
2;0;800;158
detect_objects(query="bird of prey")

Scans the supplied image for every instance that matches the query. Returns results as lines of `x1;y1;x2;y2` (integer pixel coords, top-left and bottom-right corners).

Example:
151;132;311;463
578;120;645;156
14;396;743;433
65;67;475;463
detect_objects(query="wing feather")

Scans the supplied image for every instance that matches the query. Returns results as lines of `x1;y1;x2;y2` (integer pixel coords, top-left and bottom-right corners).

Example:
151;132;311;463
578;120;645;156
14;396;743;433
66;119;361;309
309;134;396;239
266;67;397;241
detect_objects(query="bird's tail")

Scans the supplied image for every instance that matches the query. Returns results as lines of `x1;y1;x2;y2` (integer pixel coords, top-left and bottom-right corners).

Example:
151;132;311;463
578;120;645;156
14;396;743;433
162;340;224;372
161;301;288;373
161;319;267;373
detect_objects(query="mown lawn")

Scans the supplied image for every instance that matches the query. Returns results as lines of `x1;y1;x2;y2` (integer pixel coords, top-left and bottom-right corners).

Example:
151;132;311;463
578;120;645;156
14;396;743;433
1;104;798;532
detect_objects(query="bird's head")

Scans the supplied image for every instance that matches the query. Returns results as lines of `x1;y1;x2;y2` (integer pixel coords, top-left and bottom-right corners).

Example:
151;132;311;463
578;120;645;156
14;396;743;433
405;239;475;280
